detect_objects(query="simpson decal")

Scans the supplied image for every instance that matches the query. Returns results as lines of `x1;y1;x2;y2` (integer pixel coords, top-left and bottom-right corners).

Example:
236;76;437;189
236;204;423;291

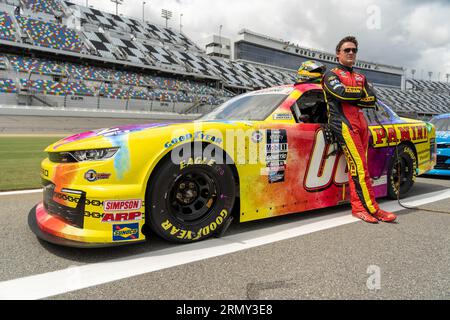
103;200;142;212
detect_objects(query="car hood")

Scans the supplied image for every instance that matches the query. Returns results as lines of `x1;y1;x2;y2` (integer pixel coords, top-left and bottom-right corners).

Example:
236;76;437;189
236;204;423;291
47;122;176;152
436;130;450;144
46;120;256;152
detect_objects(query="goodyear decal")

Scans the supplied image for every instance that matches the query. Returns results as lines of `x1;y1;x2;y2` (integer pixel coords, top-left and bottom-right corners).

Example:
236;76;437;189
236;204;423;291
370;124;428;148
160;209;228;241
164;131;223;149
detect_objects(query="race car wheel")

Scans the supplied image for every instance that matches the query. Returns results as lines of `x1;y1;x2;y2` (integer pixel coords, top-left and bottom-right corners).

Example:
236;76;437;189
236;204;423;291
147;144;236;243
387;144;417;199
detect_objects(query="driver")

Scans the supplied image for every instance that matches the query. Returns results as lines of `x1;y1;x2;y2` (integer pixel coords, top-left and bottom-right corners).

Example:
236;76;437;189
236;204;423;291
322;36;397;223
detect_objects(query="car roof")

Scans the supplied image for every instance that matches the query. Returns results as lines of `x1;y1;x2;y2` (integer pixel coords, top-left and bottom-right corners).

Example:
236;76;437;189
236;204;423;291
245;85;295;96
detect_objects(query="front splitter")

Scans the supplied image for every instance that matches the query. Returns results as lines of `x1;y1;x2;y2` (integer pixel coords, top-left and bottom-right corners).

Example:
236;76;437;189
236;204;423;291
28;204;146;248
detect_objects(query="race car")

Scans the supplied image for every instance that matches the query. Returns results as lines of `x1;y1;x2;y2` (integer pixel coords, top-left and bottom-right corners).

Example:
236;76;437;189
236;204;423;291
426;113;450;176
28;83;437;247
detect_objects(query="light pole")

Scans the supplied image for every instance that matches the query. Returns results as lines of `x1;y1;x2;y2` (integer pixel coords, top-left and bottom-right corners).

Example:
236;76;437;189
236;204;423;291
411;69;416;80
161;9;172;28
180;13;183;33
219;24;223;57
142;1;146;23
428;71;432;81
110;0;123;16
446;73;449;83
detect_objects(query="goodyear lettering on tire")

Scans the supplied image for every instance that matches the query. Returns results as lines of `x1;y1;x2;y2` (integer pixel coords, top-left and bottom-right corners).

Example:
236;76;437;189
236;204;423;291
160;209;228;241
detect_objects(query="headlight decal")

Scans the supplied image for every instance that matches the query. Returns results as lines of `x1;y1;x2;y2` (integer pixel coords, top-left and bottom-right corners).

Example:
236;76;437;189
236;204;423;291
71;148;119;162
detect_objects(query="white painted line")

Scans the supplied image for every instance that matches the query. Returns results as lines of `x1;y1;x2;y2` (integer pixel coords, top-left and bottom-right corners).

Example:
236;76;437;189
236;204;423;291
0;189;43;196
0;189;449;300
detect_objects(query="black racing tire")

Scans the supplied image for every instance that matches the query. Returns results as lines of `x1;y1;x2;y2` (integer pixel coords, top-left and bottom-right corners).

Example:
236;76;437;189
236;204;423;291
147;143;236;243
387;144;417;200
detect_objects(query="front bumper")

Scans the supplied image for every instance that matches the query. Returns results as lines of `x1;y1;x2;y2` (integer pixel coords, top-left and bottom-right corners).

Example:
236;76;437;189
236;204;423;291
425;169;450;176
29;201;146;248
426;149;450;176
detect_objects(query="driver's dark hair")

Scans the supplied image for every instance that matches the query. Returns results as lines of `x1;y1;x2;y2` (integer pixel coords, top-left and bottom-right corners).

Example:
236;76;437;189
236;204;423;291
336;36;358;54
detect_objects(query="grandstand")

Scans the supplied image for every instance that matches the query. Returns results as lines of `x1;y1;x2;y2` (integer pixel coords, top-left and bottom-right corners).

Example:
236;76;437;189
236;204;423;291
0;0;296;112
373;79;450;118
0;0;448;118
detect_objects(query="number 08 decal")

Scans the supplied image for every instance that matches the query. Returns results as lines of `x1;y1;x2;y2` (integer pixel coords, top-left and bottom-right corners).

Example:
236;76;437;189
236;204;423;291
304;129;349;191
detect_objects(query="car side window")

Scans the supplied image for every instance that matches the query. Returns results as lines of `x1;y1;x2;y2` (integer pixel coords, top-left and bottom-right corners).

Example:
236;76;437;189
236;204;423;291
291;90;328;124
364;103;390;124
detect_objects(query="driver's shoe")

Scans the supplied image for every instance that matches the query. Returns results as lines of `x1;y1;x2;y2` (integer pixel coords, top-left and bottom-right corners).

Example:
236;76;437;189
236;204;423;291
352;211;379;224
373;209;397;223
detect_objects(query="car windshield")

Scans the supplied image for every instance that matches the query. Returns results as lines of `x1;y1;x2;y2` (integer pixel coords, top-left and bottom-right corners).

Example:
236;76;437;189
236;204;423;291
430;117;450;131
200;92;289;121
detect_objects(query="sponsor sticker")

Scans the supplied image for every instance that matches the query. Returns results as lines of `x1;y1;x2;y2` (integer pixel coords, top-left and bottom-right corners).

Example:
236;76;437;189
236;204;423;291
265;129;288;183
266;153;288;161
102;212;142;223
112;223;140;241
273;113;293;120
251;131;264;143
103;199;142;212
84;170;111;182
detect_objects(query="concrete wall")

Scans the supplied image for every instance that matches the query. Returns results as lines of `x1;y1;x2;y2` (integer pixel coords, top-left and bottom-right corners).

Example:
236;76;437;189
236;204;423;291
0;105;201;120
0;91;208;114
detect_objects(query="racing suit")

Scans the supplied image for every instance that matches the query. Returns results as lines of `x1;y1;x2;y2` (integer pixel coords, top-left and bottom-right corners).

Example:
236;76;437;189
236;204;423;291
322;64;379;215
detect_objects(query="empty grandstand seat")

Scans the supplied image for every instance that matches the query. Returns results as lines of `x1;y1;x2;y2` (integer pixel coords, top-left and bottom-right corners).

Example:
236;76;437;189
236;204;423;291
22;0;63;15
8;55;64;75
19;78;95;96
17;16;83;52
0;79;17;93
0;11;16;41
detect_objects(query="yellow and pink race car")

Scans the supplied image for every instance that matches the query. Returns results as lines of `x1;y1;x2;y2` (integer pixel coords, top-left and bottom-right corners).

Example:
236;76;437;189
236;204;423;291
29;83;437;247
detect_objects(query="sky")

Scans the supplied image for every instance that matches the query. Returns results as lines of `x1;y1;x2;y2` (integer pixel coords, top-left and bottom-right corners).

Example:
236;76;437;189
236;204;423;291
74;0;450;81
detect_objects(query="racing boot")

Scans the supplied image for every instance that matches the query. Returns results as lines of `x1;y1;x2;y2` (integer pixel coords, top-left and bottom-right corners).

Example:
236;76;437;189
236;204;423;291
352;211;379;224
373;209;397;223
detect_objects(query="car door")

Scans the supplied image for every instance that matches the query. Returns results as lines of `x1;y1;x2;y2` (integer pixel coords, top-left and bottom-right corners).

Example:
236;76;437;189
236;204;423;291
259;89;351;217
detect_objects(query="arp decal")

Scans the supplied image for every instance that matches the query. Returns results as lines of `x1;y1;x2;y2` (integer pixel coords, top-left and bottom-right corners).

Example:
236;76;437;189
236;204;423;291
102;212;142;223
112;223;140;241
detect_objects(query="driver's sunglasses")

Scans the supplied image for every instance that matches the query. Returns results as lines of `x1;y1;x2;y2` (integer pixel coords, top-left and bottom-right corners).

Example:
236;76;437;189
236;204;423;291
342;48;358;53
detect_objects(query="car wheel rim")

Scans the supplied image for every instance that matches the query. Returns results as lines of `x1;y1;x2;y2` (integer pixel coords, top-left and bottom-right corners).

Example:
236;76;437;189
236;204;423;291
168;170;218;223
393;155;411;192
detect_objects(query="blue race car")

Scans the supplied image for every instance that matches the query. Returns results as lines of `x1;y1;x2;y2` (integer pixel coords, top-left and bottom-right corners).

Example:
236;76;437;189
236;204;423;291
427;114;450;176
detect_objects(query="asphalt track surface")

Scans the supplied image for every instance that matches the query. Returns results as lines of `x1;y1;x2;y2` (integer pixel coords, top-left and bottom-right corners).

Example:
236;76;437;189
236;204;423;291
0;177;449;300
0;115;449;300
